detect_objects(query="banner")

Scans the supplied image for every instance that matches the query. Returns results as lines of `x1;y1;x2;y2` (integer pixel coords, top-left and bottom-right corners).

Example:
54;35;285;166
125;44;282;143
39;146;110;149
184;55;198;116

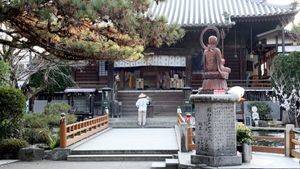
114;55;186;68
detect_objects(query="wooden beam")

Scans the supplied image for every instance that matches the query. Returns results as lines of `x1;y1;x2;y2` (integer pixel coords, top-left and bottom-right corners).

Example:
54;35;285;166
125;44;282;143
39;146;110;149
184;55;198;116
291;150;300;159
252;145;284;154
253;136;284;142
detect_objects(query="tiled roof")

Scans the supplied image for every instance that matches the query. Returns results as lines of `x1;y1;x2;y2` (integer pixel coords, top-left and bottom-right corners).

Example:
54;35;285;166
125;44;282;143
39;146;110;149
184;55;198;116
147;0;296;26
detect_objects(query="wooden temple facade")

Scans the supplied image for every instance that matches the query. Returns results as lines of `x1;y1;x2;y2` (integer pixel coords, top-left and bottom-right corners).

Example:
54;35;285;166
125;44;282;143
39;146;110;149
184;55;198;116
73;0;297;92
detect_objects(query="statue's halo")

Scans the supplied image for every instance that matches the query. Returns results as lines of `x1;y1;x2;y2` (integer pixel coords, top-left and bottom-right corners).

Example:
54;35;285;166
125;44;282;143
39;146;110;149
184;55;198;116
200;26;220;49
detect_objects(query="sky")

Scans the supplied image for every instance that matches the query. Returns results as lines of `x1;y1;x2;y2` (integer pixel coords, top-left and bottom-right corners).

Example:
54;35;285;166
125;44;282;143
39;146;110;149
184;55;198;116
267;0;300;29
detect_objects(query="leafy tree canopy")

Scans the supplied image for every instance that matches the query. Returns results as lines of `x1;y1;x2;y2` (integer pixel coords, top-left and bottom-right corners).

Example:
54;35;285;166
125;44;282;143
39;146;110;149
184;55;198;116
0;0;184;61
271;52;300;93
0;60;10;86
27;66;74;94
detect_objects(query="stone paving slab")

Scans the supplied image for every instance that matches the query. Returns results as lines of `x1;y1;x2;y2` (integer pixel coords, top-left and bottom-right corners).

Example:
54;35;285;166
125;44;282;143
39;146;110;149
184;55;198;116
0;161;152;169
222;152;300;168
179;151;300;168
0;153;299;169
0;160;18;166
72;128;178;151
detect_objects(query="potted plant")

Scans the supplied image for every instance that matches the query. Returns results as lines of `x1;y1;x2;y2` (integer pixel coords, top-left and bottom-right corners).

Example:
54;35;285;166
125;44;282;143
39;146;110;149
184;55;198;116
236;123;253;163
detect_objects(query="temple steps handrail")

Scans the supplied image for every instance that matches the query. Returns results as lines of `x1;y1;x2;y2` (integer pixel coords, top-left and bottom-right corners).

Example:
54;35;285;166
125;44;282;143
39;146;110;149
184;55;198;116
177;111;196;151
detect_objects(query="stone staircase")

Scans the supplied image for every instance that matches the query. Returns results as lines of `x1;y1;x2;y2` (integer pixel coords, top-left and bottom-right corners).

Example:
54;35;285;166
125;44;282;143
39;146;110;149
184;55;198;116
67;149;177;161
117;90;185;117
66;128;179;162
109;116;177;128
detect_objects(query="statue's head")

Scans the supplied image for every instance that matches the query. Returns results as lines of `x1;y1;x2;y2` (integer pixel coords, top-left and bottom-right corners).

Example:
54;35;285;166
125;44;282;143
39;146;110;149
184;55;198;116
208;36;218;46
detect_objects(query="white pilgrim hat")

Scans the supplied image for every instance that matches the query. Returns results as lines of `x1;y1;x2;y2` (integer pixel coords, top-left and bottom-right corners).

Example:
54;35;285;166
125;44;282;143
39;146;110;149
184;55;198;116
138;93;147;98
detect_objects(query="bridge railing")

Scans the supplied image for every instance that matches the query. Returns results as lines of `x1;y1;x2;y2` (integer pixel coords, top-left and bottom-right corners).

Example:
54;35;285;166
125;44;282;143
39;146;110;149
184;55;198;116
60;113;109;148
177;111;196;151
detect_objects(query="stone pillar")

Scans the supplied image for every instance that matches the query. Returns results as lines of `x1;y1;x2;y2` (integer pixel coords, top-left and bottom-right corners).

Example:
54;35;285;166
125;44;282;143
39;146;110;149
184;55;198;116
190;94;242;167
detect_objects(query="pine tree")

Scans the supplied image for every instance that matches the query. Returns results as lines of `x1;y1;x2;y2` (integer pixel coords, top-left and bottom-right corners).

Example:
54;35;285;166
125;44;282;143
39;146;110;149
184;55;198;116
0;0;184;61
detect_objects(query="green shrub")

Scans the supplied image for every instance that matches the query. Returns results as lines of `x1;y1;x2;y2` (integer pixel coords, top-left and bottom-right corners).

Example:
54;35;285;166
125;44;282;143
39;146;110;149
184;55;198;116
0;87;26;139
66;114;77;125
23;113;48;128
44;102;71;115
23;113;76;129
0;138;28;159
248;102;271;120
236;123;253;144
49;135;60;150
23;128;53;146
46;114;61;128
46;114;77;128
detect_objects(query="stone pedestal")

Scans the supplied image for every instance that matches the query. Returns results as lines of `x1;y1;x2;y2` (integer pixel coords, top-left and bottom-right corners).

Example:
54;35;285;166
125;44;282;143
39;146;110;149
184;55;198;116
190;94;242;167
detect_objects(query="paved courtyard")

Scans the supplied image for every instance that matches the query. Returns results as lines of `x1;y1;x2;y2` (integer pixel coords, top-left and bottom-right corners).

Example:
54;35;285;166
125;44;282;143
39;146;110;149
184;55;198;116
0;153;299;169
0;161;152;169
224;152;300;168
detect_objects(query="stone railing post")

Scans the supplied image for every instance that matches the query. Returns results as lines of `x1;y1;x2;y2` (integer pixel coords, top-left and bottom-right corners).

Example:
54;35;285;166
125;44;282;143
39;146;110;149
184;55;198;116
60;113;67;148
285;124;295;157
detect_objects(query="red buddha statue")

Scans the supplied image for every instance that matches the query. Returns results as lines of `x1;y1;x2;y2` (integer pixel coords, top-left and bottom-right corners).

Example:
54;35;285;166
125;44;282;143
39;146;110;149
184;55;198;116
200;27;231;92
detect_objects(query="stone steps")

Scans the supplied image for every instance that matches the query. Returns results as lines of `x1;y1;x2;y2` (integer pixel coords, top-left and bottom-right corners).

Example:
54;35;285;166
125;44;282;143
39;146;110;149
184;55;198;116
70;149;178;155
67;128;179;162
67;154;174;161
109;117;177;128
151;159;179;169
117;90;185;117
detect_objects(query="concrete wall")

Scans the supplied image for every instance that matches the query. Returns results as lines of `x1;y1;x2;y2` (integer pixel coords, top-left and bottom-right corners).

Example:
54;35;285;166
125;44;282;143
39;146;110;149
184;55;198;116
33;100;68;113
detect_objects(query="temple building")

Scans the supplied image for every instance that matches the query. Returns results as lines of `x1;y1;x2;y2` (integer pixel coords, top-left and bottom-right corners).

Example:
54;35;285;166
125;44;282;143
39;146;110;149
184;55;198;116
35;0;298;121
74;0;297;90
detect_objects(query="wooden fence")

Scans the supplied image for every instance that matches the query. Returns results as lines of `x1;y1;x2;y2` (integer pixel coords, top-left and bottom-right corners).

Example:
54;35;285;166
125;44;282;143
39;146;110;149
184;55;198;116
250;125;300;159
251;127;285;154
227;79;271;88
177;112;196;151
286;125;300;158
60;113;109;148
178;118;300;159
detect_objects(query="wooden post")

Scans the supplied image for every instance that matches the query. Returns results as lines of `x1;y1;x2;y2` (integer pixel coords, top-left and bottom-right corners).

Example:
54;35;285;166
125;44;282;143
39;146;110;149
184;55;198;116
60;113;67;148
285;124;295;157
187;127;193;151
290;130;296;158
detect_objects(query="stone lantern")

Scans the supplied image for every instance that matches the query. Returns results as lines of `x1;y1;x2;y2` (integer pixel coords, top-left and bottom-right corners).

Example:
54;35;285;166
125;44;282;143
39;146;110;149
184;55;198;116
182;87;193;115
101;87;112;115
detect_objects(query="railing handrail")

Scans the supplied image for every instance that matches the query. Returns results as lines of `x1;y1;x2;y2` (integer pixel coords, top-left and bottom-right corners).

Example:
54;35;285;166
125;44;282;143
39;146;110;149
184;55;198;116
60;113;109;148
177;112;185;126
66;115;107;128
250;127;286;131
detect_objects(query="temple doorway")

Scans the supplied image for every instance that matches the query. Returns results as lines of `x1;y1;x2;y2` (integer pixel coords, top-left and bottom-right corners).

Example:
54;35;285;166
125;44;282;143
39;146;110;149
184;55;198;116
116;66;186;90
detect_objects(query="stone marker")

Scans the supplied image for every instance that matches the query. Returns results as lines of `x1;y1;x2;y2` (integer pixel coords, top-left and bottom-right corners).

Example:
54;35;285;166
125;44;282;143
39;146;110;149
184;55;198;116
190;94;242;166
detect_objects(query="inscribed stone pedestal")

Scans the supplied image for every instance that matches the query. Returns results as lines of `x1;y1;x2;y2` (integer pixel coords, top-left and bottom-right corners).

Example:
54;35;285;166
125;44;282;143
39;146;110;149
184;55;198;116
190;94;242;167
